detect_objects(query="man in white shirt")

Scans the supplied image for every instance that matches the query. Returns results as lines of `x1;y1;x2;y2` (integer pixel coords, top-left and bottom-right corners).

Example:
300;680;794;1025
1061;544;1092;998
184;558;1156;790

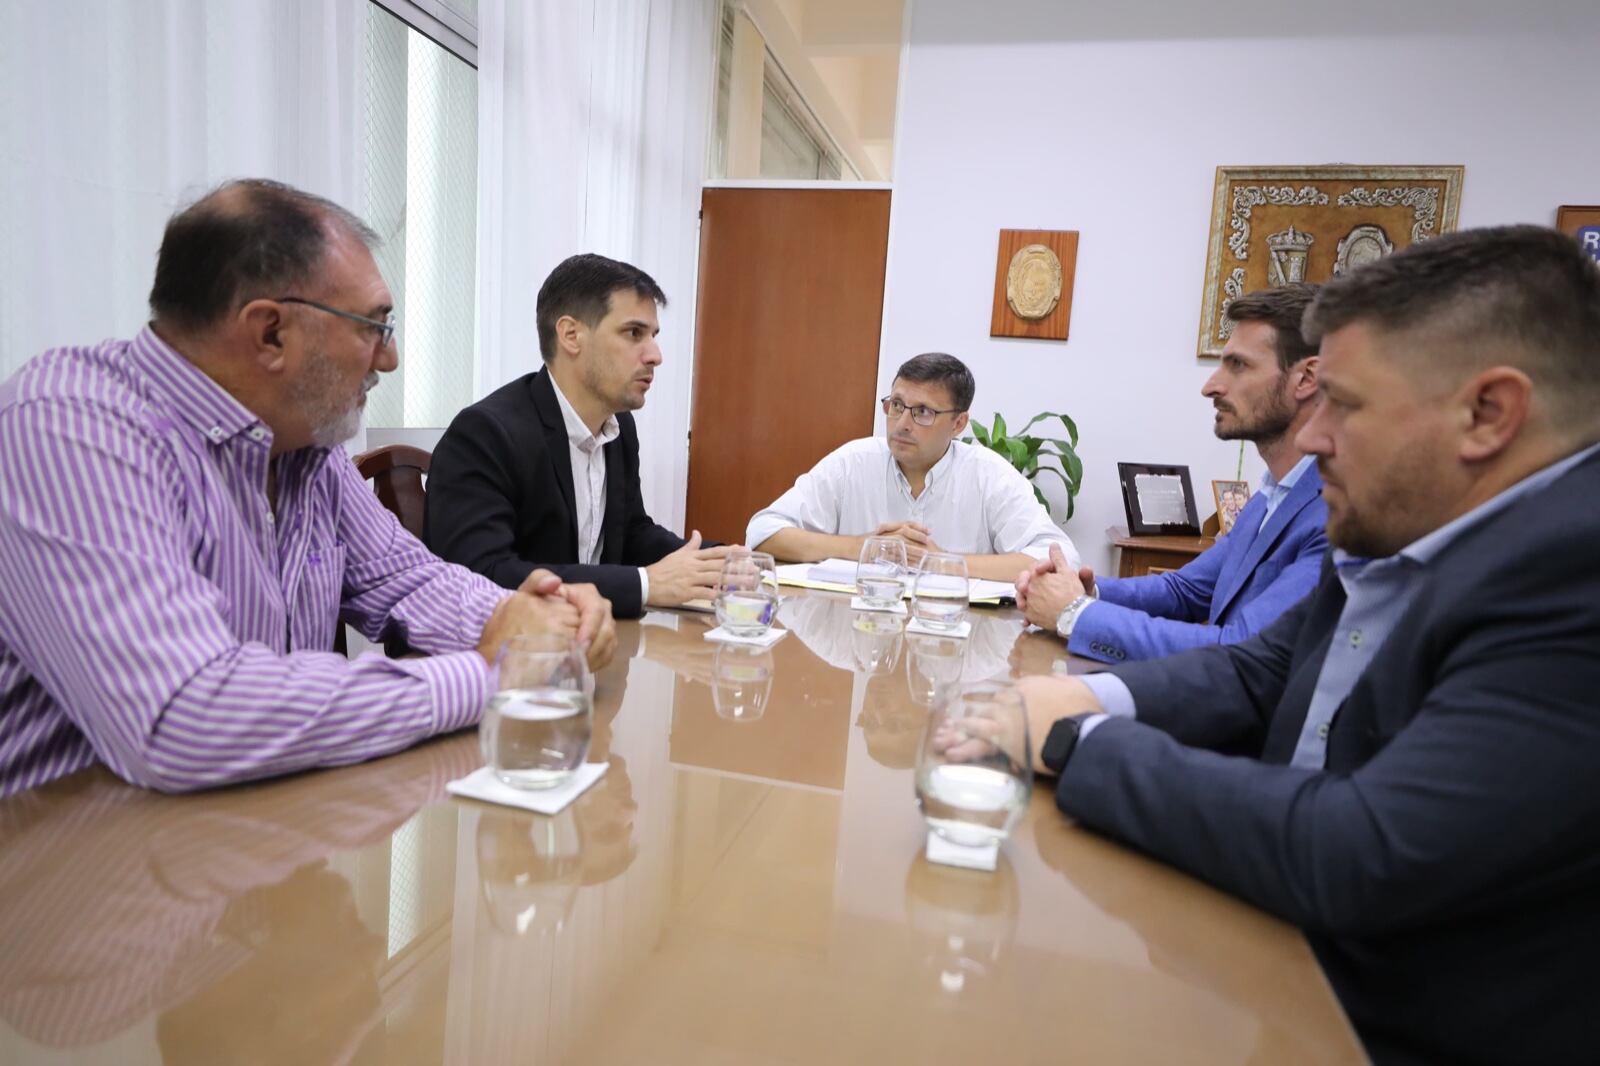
427;254;732;617
747;353;1078;582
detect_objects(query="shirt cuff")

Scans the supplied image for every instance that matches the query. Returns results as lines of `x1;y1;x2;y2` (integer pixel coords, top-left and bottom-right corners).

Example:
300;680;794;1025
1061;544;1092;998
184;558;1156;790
1079;672;1137;720
744;513;792;551
638;567;651;607
392;649;495;734
1078;713;1111;740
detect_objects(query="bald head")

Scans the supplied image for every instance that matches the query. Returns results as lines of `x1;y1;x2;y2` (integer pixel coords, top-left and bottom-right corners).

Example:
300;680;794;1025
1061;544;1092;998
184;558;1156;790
149;179;378;335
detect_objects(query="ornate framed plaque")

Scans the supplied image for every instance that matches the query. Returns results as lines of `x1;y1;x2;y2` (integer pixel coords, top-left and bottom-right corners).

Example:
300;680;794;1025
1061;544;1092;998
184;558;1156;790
1117;462;1201;537
991;228;1078;341
1196;165;1464;357
1556;205;1600;264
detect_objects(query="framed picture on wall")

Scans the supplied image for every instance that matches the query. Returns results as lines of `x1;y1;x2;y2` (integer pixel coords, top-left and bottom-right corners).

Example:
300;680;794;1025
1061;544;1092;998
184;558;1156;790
1117;462;1201;536
1196;165;1465;357
1556;206;1600;263
1211;479;1251;536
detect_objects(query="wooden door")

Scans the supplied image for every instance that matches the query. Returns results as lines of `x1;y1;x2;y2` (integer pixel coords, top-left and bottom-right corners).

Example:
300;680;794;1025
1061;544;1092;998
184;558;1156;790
686;187;891;544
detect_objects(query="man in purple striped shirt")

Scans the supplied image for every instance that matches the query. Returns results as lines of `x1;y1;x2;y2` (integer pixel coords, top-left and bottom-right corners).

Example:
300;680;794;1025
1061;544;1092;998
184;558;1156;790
0;179;616;797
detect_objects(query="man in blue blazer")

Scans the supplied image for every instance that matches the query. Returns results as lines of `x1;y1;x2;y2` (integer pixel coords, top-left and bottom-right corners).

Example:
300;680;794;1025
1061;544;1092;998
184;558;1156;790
1007;226;1600;1065
1019;285;1327;662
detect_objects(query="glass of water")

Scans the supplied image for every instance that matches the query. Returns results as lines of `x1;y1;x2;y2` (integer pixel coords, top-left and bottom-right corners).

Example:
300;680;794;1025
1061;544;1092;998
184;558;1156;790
857;536;910;608
714;550;780;637
481;633;593;790
915;682;1032;848
911;551;969;632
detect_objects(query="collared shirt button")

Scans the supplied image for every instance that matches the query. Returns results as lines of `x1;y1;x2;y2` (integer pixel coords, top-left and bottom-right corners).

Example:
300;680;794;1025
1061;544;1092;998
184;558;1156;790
265;510;276;525
1349;629;1363;647
1317;722;1330;739
247;426;266;441
207;426;225;441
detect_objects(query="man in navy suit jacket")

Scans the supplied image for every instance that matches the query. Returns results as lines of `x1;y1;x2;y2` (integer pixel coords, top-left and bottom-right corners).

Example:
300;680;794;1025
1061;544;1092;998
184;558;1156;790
1008;226;1600;1064
1019;285;1327;662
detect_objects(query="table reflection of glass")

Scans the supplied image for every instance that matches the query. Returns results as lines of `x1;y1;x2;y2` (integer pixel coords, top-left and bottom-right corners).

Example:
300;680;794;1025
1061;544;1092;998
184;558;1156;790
711;644;775;721
850;610;906;674
906;632;967;706
903;851;1020;997
475;806;582;940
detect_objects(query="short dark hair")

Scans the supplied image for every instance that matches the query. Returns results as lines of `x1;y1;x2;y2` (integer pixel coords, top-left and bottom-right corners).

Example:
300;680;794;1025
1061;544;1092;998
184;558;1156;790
149;179;378;332
535;254;668;362
893;352;975;412
1224;283;1320;370
1304;225;1600;428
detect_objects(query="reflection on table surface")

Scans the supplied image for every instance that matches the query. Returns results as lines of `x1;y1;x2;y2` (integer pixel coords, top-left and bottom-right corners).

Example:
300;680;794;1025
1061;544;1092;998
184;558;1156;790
0;588;1365;1065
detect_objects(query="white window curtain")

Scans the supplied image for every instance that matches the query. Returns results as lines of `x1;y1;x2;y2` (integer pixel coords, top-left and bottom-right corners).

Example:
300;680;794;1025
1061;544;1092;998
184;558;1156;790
477;0;715;533
0;0;366;384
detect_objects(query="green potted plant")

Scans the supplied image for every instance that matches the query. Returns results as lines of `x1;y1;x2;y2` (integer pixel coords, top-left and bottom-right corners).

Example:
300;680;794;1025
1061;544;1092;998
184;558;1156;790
965;411;1084;520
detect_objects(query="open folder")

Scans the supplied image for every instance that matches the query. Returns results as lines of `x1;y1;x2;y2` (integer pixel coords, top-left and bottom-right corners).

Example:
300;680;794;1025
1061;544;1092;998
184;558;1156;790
774;558;1016;606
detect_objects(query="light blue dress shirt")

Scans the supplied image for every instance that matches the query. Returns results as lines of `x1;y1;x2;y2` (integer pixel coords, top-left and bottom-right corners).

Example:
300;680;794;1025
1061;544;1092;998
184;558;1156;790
1079;443;1600;756
1257;454;1316;531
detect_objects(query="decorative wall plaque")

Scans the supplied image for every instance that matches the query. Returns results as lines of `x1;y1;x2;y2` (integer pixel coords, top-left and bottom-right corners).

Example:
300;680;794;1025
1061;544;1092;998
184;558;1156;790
1196;166;1464;357
1556;205;1600;264
991;229;1078;341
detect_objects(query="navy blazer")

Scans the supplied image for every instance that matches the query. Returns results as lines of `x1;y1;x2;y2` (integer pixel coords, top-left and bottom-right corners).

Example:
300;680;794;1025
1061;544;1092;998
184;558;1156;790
1056;450;1600;1064
424;369;687;618
1071;465;1327;663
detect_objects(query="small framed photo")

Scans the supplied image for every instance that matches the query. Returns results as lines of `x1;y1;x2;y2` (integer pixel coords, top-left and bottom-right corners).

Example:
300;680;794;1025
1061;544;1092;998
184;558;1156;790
1556;206;1600;263
1117;463;1201;536
1212;480;1252;536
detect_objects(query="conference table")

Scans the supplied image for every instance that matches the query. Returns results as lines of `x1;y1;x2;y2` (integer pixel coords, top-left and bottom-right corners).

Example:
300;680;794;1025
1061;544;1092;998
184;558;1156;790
0;588;1367;1065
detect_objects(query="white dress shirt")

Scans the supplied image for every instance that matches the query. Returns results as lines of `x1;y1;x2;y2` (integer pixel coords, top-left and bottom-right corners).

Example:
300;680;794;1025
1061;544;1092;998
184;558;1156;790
746;437;1080;566
548;376;649;603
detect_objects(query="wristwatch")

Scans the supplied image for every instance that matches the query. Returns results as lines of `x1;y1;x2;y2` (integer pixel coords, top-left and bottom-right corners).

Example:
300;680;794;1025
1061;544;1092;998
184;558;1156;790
1040;713;1088;775
1054;594;1094;639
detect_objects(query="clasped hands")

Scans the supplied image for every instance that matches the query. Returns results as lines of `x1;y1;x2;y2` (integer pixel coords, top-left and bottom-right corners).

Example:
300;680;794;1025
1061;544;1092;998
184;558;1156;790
1015;543;1099;631
477;569;617;670
869;520;942;566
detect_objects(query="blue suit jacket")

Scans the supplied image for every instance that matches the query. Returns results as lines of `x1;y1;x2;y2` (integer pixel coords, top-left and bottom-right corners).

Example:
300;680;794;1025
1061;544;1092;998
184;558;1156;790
1070;465;1327;663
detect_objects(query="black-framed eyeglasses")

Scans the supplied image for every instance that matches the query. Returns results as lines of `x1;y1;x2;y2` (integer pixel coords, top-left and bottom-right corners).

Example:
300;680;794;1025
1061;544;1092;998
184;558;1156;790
276;296;397;349
881;396;961;427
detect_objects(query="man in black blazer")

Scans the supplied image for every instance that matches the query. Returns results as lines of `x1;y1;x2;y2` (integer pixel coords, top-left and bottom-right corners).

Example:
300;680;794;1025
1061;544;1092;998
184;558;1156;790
426;254;731;618
1002;226;1600;1065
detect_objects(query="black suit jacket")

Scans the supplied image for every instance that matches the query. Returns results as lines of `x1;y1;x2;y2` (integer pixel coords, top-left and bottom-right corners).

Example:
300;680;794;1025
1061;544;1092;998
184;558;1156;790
1058;451;1600;1065
424;369;687;618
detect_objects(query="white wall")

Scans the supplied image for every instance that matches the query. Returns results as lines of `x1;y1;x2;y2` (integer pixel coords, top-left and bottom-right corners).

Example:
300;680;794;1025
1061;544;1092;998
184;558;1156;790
877;0;1600;572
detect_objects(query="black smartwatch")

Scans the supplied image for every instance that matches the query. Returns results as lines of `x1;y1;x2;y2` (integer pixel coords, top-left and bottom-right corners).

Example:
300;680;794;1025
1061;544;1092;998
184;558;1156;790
1040;714;1088;775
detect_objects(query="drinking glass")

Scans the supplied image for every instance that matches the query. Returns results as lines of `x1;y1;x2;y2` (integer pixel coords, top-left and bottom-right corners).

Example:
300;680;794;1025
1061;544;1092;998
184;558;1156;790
714;550;780;637
905;632;966;706
914;682;1032;848
911;552;970;632
711;644;775;721
856;536;910;608
480;633;593;790
851;610;906;674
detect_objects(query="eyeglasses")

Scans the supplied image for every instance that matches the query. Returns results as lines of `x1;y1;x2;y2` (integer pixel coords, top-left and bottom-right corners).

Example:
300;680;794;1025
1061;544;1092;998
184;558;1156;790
276;297;397;349
881;396;962;427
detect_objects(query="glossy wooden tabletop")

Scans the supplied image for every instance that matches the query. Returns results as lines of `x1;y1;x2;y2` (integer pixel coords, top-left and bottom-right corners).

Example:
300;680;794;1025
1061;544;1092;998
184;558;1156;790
0;590;1366;1065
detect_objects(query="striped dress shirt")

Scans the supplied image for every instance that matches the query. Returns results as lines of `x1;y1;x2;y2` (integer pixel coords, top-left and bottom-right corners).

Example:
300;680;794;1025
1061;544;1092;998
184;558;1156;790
0;327;505;797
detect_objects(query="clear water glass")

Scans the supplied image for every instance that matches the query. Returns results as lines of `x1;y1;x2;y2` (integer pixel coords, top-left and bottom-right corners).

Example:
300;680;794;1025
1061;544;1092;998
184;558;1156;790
714;550;780;636
857;536;910;608
481;633;593;790
711;644;775;721
915;682;1032;848
911;551;969;632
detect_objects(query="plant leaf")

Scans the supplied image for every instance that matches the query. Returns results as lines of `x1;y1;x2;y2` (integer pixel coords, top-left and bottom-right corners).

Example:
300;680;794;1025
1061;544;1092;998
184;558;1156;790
969;421;990;446
1003;438;1028;467
993;412;1008;441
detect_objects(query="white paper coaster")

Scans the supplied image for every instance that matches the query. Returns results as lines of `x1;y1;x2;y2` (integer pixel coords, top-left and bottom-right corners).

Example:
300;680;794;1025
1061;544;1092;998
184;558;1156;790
926;829;1000;871
703;625;789;647
447;763;609;814
850;595;908;615
906;617;971;639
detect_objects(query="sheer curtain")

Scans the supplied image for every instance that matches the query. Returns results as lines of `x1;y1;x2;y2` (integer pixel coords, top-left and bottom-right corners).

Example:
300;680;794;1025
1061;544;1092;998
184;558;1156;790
477;0;716;533
0;0;366;381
